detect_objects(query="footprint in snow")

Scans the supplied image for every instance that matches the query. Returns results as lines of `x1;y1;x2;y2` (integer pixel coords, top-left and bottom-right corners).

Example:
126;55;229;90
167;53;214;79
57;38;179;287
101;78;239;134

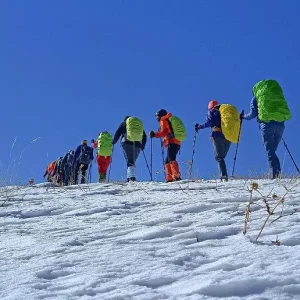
36;269;73;280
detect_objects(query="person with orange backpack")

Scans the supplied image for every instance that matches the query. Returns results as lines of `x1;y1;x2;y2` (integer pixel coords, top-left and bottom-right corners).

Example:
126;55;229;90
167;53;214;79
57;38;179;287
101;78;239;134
195;100;240;182
150;109;186;182
43;160;56;182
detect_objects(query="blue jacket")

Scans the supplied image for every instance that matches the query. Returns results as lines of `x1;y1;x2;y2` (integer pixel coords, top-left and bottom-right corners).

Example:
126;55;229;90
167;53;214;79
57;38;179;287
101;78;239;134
73;144;94;165
199;106;225;138
244;97;284;130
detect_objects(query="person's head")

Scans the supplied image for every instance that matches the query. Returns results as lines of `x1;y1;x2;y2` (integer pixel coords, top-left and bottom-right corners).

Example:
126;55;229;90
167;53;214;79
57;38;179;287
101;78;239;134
155;109;168;121
82;139;87;145
208;100;219;110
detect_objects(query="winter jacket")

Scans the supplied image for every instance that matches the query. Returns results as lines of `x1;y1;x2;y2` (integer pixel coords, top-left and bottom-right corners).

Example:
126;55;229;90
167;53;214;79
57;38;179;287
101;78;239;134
199;106;225;139
244;97;285;130
61;152;74;171
43;161;56;177
113;121;147;149
153;113;181;147
73;144;94;165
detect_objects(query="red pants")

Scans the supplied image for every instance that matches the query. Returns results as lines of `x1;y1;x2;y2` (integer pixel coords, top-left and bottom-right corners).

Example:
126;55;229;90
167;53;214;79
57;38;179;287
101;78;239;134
97;155;111;175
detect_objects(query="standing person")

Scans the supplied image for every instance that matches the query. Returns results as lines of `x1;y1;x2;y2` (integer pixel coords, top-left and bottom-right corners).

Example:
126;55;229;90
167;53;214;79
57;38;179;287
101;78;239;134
195;100;234;181
73;140;94;184
61;150;75;186
113;116;147;182
92;131;113;182
52;156;63;185
43;160;56;182
241;79;291;179
149;109;186;182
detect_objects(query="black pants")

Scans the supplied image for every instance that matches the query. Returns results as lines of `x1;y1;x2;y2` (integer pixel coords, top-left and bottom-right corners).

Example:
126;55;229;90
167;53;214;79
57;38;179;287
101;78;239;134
212;137;231;178
165;144;180;164
122;143;141;167
74;163;89;184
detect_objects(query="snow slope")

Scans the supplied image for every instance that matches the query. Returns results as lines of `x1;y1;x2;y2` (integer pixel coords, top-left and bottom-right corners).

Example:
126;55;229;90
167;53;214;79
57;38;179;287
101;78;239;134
1;179;300;300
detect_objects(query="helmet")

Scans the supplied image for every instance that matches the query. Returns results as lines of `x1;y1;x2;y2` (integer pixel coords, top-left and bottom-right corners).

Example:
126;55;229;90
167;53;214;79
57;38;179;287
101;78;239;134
156;109;168;120
208;100;219;110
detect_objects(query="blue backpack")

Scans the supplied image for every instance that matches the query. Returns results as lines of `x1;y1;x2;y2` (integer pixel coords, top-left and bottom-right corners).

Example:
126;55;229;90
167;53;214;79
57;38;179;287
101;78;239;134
78;145;91;165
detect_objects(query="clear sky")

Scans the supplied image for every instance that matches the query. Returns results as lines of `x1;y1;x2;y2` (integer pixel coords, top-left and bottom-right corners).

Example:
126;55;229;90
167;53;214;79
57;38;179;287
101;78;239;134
1;1;299;184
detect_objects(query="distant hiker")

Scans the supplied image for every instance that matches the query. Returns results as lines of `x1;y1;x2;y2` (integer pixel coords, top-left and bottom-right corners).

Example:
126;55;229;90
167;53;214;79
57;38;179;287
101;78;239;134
195;100;241;181
150;109;186;182
241;79;291;179
92;132;113;182
61;150;75;185
113;116;147;182
29;178;34;185
73;140;94;184
52;156;63;185
43;160;56;182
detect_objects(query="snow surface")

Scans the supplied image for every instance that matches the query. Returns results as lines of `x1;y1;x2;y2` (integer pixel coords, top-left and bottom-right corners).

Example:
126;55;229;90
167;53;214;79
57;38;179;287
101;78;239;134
1;179;300;300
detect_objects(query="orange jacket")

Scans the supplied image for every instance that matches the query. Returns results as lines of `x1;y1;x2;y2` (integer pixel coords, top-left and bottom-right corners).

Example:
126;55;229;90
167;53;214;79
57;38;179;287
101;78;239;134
154;113;181;147
44;161;56;177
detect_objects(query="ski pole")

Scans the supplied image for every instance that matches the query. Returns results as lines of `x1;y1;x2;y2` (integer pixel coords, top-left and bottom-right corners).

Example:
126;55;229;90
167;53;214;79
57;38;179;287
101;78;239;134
88;162;92;183
160;139;166;181
107;147;114;182
231;111;244;177
150;138;153;181
282;138;300;174
189;130;198;180
142;150;152;180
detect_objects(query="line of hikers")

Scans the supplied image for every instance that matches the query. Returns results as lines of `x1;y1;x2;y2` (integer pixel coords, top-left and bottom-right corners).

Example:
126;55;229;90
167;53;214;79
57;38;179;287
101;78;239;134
43;79;292;185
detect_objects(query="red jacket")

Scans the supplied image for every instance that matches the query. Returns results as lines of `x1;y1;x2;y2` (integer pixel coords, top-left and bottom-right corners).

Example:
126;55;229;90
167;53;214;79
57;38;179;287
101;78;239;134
154;113;181;147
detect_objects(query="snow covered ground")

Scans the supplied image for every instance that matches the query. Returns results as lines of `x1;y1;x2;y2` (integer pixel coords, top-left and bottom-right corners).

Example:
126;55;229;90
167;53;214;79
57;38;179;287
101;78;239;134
1;179;300;300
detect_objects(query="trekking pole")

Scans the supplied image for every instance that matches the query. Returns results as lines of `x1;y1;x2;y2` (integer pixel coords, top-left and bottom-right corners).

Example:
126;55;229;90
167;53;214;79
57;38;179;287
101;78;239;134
150;138;153;181
107;147;114;182
88;162;92;183
231;110;244;177
282;138;300;174
160;139;166;180
189;130;198;180
142;150;152;180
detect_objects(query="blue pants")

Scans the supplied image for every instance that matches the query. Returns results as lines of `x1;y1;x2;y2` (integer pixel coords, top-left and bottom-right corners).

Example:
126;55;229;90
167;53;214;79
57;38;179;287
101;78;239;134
212;137;231;178
260;122;285;178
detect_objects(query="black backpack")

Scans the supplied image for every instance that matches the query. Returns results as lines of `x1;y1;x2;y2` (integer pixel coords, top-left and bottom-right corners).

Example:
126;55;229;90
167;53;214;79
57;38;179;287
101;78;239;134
78;144;91;165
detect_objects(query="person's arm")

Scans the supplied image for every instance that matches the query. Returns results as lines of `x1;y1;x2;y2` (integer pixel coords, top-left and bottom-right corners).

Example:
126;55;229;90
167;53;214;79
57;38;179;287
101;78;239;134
244;97;258;120
153;120;169;138
199;111;213;129
113;122;125;144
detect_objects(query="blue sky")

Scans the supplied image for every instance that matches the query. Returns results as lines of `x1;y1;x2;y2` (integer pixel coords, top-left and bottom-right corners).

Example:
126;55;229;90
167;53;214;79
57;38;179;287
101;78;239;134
0;1;299;183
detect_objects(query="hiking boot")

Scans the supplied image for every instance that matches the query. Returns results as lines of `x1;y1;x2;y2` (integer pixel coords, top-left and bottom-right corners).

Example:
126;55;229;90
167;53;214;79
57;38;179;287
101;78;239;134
130;177;136;182
174;177;182;181
221;176;228;182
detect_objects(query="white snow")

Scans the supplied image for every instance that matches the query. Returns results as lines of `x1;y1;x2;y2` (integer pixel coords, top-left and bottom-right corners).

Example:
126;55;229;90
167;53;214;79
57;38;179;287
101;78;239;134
1;179;300;300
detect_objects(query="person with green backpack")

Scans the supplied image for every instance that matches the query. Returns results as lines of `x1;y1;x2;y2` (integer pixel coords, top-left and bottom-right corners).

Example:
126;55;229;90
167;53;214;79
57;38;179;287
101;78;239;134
150;109;186;182
113;116;147;182
92;131;113;182
241;79;291;179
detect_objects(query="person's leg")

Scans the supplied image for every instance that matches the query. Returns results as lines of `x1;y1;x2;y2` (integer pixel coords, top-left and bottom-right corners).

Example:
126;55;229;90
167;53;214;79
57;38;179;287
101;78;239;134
213;137;230;180
122;143;136;181
165;146;173;182
74;163;80;184
169;144;181;180
80;164;88;184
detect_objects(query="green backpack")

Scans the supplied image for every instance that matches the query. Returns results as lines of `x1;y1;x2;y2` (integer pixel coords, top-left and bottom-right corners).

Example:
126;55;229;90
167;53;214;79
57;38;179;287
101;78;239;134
169;116;186;142
98;132;113;157
253;79;291;122
126;117;144;142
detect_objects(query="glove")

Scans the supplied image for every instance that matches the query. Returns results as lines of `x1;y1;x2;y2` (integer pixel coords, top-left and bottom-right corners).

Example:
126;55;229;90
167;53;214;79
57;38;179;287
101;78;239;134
240;110;245;120
149;131;155;138
195;123;202;132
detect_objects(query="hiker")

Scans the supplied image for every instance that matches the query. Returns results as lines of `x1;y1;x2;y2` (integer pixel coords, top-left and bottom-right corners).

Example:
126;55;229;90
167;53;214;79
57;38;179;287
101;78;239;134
92;132;113;182
195;100;236;181
241;79;291;179
150;109;186;182
113;116;147;182
73;140;94;184
52;156;64;185
43;160;56;182
61;150;75;185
